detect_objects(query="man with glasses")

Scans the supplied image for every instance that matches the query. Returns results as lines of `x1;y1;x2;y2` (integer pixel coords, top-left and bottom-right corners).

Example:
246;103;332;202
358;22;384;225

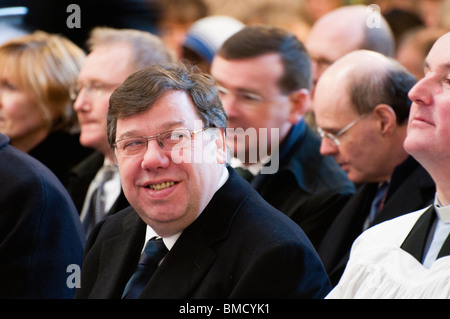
328;32;450;298
210;25;355;250
66;27;175;237
74;63;332;299
314;50;435;286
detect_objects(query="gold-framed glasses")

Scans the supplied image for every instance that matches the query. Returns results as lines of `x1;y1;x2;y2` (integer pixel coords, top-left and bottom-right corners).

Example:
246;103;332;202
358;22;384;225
113;128;209;157
317;114;369;147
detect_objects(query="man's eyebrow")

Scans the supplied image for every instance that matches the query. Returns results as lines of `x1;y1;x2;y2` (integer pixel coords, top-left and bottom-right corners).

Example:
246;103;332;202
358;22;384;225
116;121;185;140
216;82;260;95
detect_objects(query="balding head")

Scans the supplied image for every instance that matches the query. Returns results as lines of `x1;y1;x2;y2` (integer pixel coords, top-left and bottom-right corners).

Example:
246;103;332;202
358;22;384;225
315;50;415;126
314;50;415;183
306;5;395;88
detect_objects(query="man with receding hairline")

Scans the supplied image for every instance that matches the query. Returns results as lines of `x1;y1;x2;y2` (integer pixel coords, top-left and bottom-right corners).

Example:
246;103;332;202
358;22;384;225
305;4;395;130
314;50;435;286
327;33;450;298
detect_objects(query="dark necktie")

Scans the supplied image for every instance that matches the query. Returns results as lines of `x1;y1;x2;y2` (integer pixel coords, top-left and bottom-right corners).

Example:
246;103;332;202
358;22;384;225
122;237;168;299
363;182;389;230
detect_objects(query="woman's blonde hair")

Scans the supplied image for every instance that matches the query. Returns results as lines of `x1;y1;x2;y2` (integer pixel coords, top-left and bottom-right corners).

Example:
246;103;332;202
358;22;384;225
0;31;85;131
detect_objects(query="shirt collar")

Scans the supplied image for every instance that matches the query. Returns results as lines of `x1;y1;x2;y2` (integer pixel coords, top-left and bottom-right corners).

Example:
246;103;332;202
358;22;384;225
434;194;450;223
230;155;271;176
144;227;181;251
144;165;230;250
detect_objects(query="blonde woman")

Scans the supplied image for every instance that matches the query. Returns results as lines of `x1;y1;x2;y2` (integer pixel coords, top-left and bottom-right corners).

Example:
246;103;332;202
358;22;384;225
0;31;92;184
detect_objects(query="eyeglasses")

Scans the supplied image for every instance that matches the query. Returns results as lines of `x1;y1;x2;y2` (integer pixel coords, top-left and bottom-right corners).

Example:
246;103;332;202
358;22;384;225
69;82;118;101
113;128;210;158
317;114;369;147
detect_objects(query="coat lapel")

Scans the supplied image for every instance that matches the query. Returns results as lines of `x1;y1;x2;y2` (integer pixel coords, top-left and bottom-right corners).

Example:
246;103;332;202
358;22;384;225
140;166;251;298
373;158;435;225
90;212;146;298
140;230;216;298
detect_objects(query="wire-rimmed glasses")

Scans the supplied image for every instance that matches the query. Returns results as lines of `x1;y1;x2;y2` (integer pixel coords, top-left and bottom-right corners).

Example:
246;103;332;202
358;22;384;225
69;82;119;101
317;113;369;147
113;127;210;158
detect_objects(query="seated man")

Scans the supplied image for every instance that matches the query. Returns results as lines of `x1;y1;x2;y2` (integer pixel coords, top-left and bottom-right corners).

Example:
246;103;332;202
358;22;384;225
327;32;450;299
67;27;175;237
314;50;435;285
74;63;331;299
210;25;355;250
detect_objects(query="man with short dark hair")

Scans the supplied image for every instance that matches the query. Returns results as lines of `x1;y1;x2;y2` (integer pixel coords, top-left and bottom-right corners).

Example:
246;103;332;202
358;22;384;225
210;25;355;249
74;63;332;299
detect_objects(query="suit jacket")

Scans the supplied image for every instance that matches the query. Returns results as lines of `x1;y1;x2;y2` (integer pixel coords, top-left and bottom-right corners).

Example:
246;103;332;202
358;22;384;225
318;156;435;286
66;151;129;217
250;120;355;249
74;166;332;299
0;133;85;298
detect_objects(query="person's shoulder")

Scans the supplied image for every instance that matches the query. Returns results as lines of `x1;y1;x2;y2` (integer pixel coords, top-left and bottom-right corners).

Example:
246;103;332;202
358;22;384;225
93;205;139;235
239;188;312;243
0;139;57;183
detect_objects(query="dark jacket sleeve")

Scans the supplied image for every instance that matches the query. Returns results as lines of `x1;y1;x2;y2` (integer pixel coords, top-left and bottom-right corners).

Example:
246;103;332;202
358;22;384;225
0;145;85;298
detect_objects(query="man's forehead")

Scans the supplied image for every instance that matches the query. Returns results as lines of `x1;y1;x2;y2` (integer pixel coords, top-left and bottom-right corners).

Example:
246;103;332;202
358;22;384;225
425;33;450;69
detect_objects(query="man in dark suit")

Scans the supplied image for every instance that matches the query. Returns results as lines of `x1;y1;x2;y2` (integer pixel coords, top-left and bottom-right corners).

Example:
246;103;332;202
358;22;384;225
74;63;331;299
66;27;175;236
210;25;355;250
0;133;85;298
314;50;435;285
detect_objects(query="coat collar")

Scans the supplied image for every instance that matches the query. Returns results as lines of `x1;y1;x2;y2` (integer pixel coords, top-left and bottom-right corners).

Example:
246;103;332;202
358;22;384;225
93;166;253;298
90;210;146;298
140;166;252;298
0;133;9;149
251;119;315;193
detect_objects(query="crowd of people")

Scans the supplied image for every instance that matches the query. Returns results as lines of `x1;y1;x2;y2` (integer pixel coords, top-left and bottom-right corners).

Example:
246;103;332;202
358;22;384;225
0;0;449;299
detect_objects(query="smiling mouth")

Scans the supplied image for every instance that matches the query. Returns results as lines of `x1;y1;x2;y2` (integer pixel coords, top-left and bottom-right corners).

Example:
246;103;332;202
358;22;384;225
147;181;177;191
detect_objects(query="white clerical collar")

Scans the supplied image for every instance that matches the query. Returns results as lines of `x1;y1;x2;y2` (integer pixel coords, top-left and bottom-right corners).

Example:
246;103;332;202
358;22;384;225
434;194;450;224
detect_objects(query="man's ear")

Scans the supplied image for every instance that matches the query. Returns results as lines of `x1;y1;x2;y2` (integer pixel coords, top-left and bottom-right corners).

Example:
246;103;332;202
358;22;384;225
288;88;310;124
215;128;227;164
373;104;397;136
